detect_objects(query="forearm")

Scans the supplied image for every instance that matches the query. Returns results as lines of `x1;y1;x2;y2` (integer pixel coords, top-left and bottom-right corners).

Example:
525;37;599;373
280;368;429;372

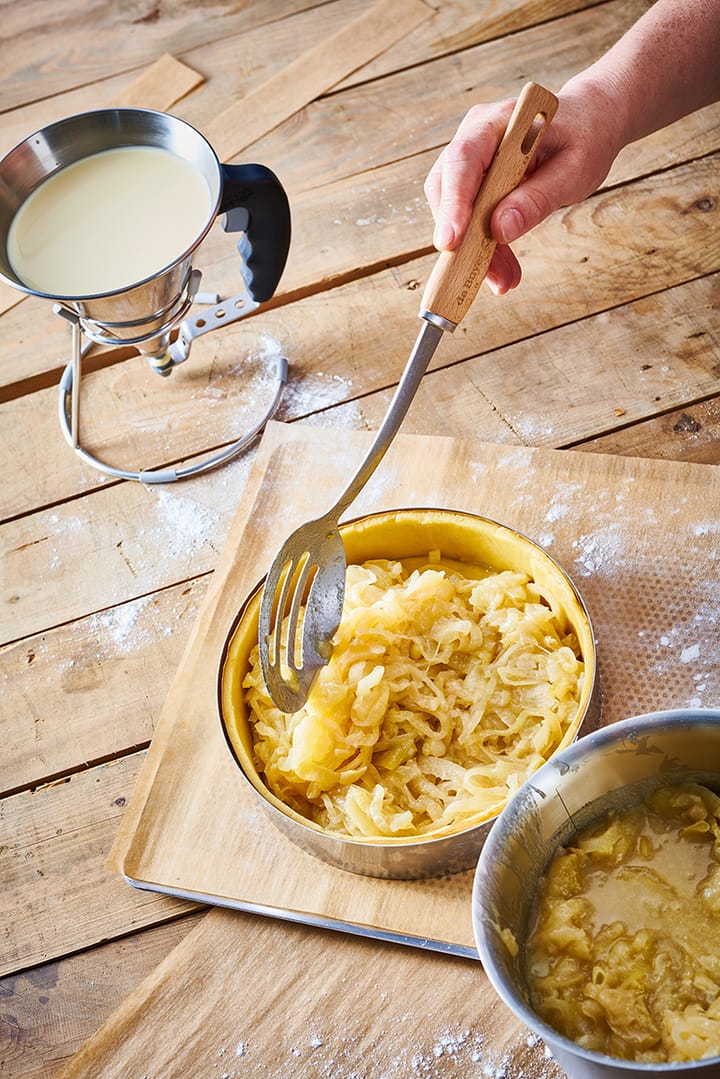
425;0;720;288
563;0;720;150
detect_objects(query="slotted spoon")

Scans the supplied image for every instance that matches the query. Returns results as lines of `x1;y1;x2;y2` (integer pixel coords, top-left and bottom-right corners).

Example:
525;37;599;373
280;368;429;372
258;81;558;713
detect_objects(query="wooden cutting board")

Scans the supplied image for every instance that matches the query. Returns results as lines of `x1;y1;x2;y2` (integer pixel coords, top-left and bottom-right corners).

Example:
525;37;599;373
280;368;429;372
56;905;567;1079
108;421;720;955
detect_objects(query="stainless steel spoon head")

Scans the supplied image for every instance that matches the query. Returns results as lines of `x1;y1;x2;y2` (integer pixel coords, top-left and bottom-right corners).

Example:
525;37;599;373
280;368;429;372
257;515;347;713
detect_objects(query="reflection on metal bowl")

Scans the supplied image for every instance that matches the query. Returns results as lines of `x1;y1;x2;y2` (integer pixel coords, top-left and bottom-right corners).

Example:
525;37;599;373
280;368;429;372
218;507;599;880
473;708;720;1079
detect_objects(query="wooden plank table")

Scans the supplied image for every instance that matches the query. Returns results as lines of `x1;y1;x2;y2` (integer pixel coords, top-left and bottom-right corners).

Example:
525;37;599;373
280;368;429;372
1;1;718;1075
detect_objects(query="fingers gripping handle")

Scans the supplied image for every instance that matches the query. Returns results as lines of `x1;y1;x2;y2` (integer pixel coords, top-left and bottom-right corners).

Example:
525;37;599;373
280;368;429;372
421;82;558;327
220;163;291;302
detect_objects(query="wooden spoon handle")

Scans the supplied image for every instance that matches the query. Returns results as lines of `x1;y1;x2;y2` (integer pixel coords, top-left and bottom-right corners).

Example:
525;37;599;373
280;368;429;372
421;81;558;327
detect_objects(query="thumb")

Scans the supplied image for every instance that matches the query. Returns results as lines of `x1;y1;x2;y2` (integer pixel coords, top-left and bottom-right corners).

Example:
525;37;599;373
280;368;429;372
491;178;559;245
490;154;579;244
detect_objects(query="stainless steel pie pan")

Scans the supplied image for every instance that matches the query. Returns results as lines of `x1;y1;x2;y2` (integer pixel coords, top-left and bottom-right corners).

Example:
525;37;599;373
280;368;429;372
219;507;600;879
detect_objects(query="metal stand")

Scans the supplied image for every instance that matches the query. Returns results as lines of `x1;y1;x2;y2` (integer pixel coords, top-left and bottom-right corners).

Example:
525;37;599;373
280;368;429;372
56;284;289;484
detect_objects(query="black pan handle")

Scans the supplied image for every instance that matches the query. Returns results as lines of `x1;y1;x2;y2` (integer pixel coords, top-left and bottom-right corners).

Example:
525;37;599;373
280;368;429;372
219;163;291;302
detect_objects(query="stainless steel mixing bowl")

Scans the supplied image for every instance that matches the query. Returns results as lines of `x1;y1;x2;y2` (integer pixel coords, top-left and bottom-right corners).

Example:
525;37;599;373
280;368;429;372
473;708;720;1078
218;507;600;880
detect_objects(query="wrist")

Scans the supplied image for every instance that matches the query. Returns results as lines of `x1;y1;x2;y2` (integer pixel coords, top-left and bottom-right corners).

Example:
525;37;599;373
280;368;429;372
558;70;632;161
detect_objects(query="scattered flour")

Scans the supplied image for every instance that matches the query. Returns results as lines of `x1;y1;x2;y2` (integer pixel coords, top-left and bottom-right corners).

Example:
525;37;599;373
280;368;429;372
151;487;221;560
250;333;286;368
199;1021;562;1079
571;523;627;576
56;590;193;679
542;481;584;525
139;451;253;569
494;447;535;473
544;503;567;524
200;353;277;405
280;369;356;418
355;196;423;228
513;416;556;443
91;594;155;649
46;513;84;569
303;398;365;432
692;519;720;538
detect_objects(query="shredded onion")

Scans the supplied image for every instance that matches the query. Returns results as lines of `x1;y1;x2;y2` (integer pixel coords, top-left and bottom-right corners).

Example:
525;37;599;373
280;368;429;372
243;556;584;838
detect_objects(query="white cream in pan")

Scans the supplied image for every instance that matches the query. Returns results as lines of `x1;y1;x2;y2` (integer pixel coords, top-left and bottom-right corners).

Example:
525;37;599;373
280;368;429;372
8;144;212;296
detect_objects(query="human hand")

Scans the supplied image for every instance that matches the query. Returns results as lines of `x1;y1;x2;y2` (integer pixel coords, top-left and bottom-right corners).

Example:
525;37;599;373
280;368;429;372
424;80;623;293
